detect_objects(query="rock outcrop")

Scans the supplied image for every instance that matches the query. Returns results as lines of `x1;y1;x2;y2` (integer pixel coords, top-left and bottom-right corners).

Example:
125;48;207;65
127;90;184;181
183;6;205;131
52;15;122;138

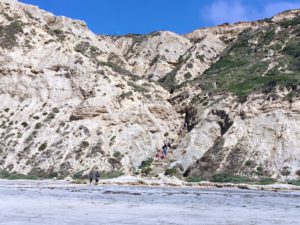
0;0;299;182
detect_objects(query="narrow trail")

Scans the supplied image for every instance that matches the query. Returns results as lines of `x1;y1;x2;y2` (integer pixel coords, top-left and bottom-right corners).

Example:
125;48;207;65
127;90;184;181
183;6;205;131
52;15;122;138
146;124;189;177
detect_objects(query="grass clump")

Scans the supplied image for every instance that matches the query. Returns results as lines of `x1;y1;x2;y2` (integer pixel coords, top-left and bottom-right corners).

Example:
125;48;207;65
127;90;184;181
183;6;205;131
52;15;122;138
21;122;28;127
0;170;38;180
141;167;152;176
52;107;60;114
113;151;123;160
196;22;300;96
101;171;124;179
44;113;55;122
72;170;85;180
158;69;178;91
34;123;42;129
211;173;252;184
257;178;276;185
0;169;60;180
186;176;204;183
288;180;300;186
48;29;66;42
99;61;140;81
245;160;253;167
119;91;133;100
139;158;153;176
139;158;153;169
38;142;47;151
80;141;89;149
164;168;177;176
0;20;24;49
256;166;264;176
127;81;149;93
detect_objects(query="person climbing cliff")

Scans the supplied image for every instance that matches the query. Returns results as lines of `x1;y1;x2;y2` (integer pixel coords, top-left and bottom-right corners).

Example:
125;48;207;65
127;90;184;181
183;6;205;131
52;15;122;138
156;149;164;160
162;142;172;157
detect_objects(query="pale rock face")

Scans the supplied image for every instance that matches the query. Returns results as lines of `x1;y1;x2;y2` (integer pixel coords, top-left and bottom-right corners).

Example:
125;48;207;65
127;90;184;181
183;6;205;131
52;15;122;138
0;0;182;176
272;9;300;22
175;92;300;181
104;31;193;80
185;22;256;43
175;34;226;83
0;0;299;180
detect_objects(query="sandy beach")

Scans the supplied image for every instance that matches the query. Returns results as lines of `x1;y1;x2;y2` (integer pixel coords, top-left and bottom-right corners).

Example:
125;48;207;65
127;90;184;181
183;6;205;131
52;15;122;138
0;179;300;225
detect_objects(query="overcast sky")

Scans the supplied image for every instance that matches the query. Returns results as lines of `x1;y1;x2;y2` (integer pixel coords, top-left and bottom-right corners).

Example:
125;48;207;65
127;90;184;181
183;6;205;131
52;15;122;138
19;0;300;35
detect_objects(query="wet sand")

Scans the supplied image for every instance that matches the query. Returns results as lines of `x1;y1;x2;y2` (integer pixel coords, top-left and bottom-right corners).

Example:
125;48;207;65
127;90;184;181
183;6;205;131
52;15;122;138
0;180;299;225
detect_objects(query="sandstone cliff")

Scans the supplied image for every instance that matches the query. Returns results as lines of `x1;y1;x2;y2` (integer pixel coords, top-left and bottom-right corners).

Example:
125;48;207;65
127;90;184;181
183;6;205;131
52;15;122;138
0;0;299;182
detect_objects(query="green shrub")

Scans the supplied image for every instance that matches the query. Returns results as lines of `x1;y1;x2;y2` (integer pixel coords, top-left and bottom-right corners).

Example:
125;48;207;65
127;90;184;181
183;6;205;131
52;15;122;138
288;180;300;186
38;142;47;151
127;81;149;93
245;160;253;166
186;176;204;183
164;168;177;176
72;170;85;180
46;171;59;179
25;131;37;144
0;170;38;180
101;171;124;179
0;20;24;49
74;42;90;54
52;107;60;113
45;113;55;122
120;91;133;100
21;122;28;127
279;15;300;28
34;123;42;129
196;23;300;97
139;158;153;169
113;151;123;160
139;158;153;176
141;167;152;176
158;68;178;91
80;141;89;149
109;136;116;147
99;61;139;80
257;178;276;185
108;158;122;169
184;72;192;79
0;169;60;180
49;29;66;42
211;173;252;184
256;166;266;176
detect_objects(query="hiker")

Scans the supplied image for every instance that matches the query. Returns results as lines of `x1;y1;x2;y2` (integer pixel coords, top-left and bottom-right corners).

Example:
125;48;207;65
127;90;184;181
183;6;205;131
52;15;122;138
162;141;172;157
94;170;100;184
89;168;101;184
162;144;169;157
156;149;164;160
167;142;171;149
89;170;94;184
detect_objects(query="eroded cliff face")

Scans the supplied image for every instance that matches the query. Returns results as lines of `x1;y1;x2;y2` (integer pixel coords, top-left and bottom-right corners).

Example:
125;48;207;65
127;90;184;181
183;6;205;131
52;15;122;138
0;0;299;181
172;90;300;181
0;0;182;177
